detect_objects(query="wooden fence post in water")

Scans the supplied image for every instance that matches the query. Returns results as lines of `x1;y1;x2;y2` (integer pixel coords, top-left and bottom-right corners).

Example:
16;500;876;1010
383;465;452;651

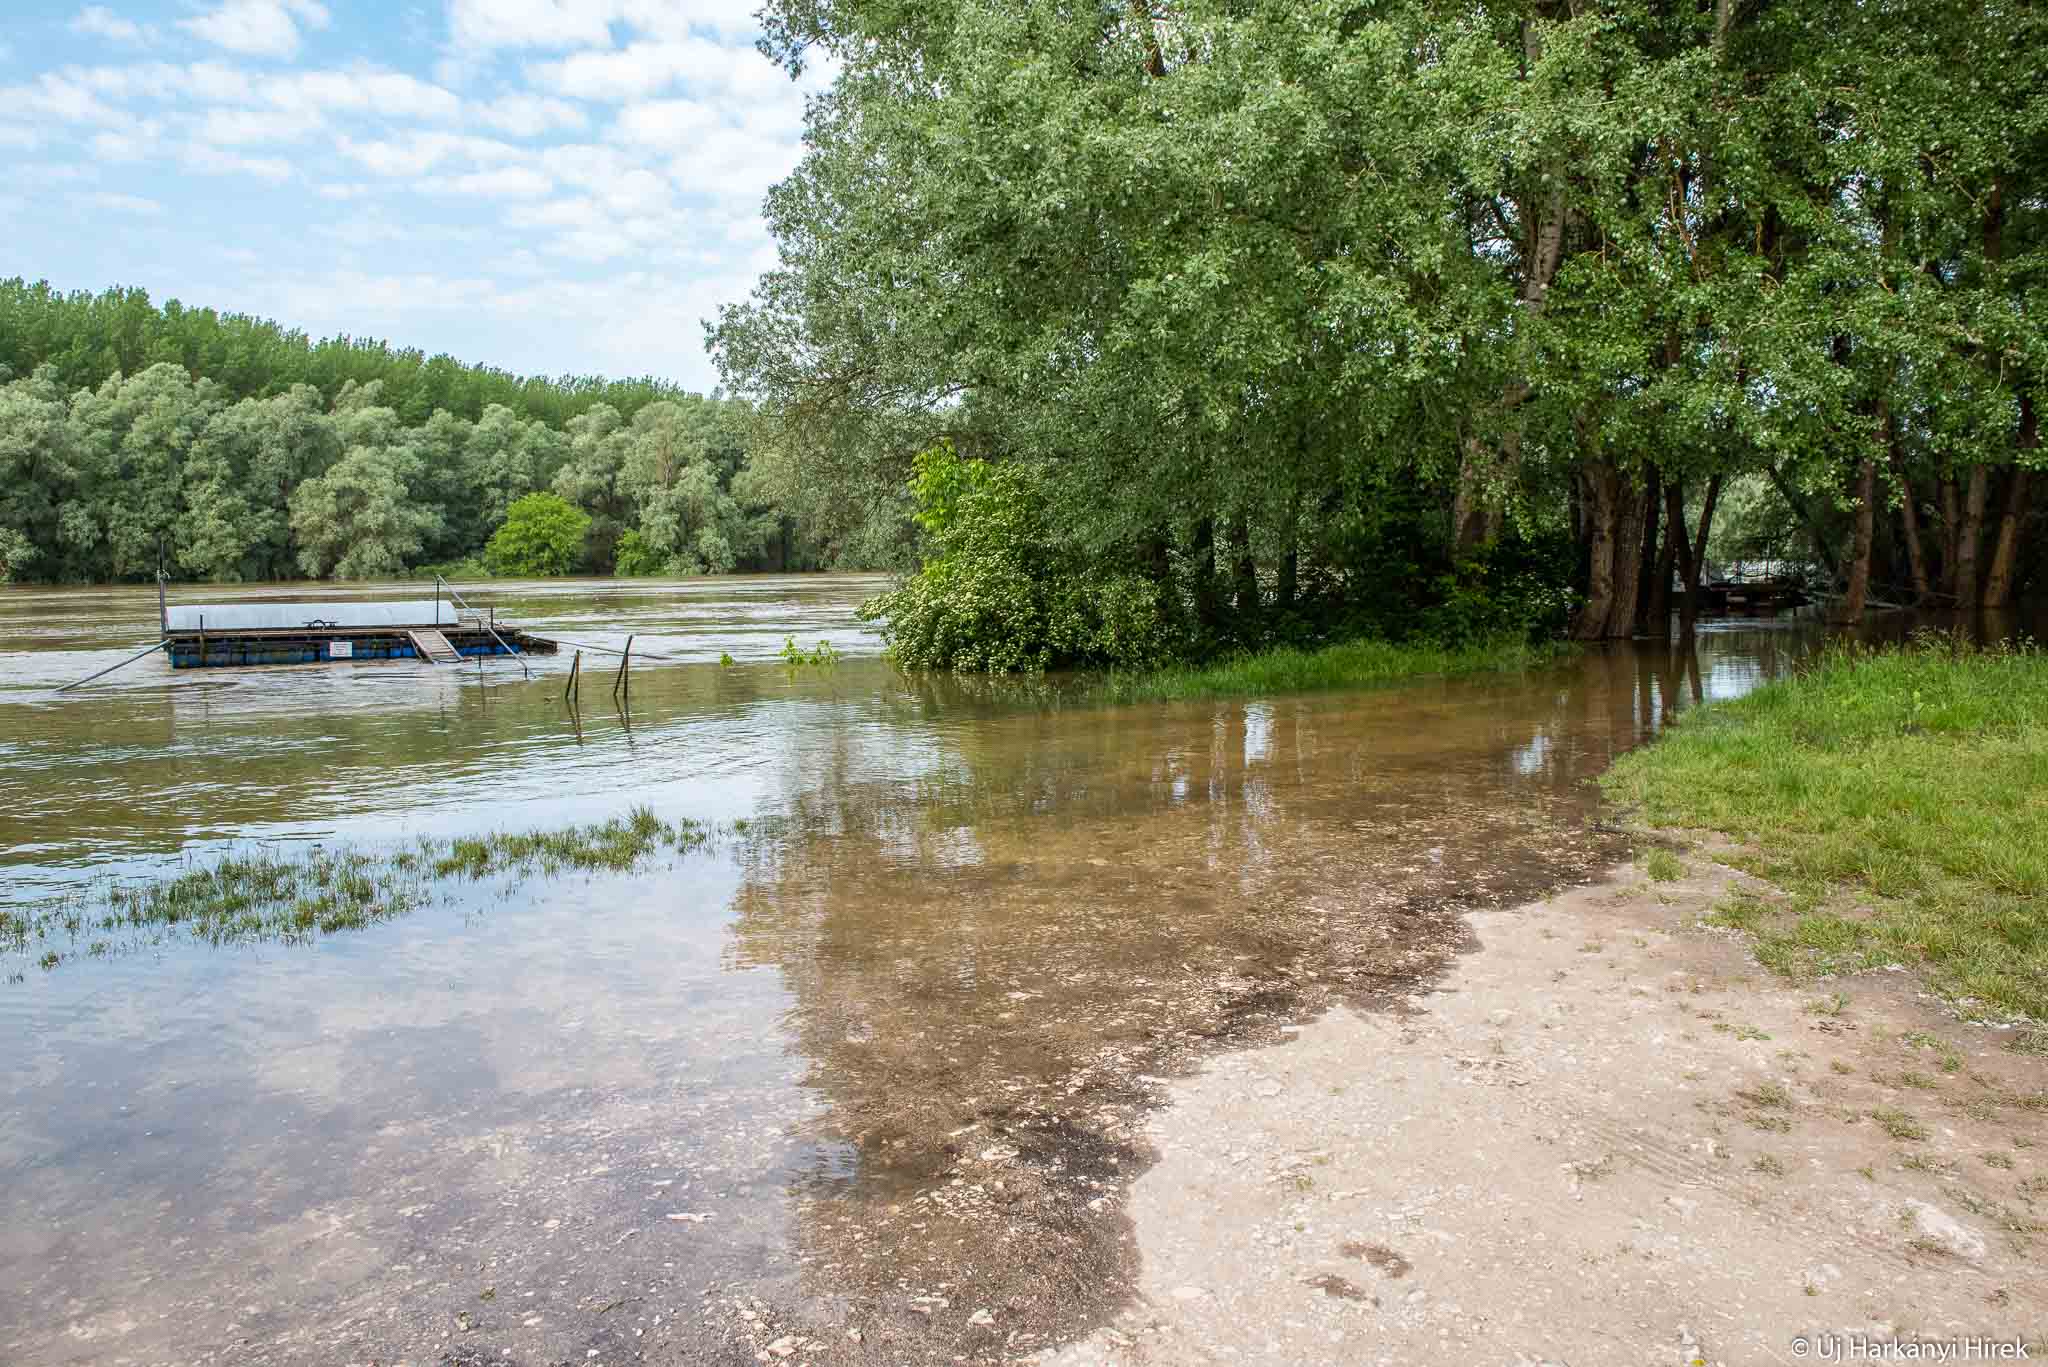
612;635;633;701
564;649;582;703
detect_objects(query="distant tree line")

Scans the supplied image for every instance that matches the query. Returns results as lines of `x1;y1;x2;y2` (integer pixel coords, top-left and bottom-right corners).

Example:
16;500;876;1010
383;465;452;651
0;281;915;584
716;0;2046;669
0;278;690;429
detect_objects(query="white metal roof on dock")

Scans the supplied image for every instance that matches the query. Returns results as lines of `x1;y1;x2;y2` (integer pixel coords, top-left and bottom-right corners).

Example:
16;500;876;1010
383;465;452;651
164;600;457;631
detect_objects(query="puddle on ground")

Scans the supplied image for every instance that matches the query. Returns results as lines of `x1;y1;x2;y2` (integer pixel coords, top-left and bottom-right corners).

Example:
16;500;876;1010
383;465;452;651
0;575;1896;1364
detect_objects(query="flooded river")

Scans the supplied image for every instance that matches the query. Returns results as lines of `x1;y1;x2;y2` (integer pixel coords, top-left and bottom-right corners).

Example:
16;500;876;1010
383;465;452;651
2;574;1826;1365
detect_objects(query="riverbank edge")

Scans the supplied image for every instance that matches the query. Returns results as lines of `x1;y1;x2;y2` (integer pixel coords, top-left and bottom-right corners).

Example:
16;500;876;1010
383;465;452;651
1041;852;2048;1367
1598;640;2048;1024
1089;635;1573;706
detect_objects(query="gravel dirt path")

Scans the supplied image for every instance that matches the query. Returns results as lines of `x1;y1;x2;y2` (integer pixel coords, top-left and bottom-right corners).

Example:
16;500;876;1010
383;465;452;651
1045;852;2047;1367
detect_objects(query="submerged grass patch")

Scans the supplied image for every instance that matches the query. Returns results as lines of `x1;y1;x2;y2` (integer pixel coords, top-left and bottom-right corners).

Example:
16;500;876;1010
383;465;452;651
1092;635;1570;706
1603;637;2048;1021
7;806;719;976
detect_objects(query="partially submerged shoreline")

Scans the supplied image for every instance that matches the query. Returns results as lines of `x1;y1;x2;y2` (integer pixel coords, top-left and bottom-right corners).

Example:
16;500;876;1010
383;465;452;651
1048;637;2048;1365
1047;855;2047;1366
16;630;2041;1365
1603;637;2047;1021
2;806;721;975
1091;635;1572;706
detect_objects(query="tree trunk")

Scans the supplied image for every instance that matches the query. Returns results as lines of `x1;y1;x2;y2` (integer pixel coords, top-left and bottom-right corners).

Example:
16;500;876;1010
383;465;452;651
1982;392;2037;608
1893;455;1932;605
1981;469;2032;608
1609;474;1647;638
1678;474;1722;628
1953;464;1989;607
1938;474;1962;598
1636;468;1665;634
1228;512;1257;618
1277;485;1300;613
1573;463;1620;641
1833;457;1876;624
1647;479;1683;636
1131;0;1167;77
1190;516;1221;628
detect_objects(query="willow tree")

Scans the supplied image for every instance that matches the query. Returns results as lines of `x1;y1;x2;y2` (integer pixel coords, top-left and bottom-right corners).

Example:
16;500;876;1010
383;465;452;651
720;0;1801;638
722;0;2043;645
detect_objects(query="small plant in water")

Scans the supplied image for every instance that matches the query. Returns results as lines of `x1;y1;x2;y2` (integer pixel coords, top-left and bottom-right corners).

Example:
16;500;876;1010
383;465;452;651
780;636;840;667
9;806;724;974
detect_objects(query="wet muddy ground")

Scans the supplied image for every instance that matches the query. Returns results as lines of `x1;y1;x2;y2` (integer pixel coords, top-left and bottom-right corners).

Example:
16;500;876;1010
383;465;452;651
1;575;1827;1365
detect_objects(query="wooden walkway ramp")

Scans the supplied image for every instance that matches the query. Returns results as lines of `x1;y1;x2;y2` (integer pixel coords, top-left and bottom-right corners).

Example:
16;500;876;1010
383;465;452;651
408;628;464;664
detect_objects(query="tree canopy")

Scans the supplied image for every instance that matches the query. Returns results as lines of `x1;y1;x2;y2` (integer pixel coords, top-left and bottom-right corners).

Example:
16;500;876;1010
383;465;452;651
485;494;593;578
715;0;2047;659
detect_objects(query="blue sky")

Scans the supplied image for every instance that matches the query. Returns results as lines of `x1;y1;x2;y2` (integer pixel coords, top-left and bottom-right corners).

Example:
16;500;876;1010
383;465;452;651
0;2;827;392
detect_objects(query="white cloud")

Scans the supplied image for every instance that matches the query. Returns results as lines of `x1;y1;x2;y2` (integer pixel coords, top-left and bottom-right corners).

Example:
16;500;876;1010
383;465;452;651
195;105;322;145
315;181;374;199
82;190;163;215
185;61;258;103
72;6;149;44
87;121;164;161
2;74;129;124
471;93;588;137
447;0;758;50
448;0;614;50
609;96;716;147
260;68;462;120
0;126;40;150
444;166;554;198
336;130;525;176
182;143;294;180
19;160;101;185
182;0;331;60
529;37;787;102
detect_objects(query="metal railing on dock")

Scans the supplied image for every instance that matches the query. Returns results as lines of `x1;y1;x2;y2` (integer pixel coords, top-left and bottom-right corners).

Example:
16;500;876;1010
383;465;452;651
435;575;530;679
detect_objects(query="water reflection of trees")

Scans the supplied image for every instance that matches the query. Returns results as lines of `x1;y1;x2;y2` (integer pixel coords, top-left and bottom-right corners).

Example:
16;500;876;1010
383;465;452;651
715;652;1751;1353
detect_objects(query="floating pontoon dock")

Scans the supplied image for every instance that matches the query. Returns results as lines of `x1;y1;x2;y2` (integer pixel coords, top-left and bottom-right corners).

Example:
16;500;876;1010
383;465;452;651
160;597;557;669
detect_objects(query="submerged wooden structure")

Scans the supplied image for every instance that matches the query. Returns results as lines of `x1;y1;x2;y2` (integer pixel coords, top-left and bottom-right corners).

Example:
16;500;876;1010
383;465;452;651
1697;578;1811;617
159;592;556;670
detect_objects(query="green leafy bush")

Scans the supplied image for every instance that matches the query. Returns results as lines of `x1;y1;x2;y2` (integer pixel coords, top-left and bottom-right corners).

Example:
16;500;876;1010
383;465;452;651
484;492;591;577
411;556;491;581
859;444;1177;672
612;528;662;576
0;528;33;583
1416;538;1583;646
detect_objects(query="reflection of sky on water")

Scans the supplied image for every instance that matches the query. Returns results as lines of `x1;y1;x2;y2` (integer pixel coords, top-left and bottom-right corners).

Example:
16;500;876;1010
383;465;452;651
1242;701;1273;765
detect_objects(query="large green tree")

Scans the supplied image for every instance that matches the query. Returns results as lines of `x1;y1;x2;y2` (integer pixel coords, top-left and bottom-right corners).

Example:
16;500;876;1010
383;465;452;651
484;492;592;577
719;0;2046;651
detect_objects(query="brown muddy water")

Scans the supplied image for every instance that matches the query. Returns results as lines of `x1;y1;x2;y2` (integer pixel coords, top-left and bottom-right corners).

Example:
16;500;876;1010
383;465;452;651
1;574;1832;1366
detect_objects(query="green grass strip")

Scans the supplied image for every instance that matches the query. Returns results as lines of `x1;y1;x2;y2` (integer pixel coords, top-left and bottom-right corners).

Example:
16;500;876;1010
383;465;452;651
1091;635;1572;706
1602;635;2048;1020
